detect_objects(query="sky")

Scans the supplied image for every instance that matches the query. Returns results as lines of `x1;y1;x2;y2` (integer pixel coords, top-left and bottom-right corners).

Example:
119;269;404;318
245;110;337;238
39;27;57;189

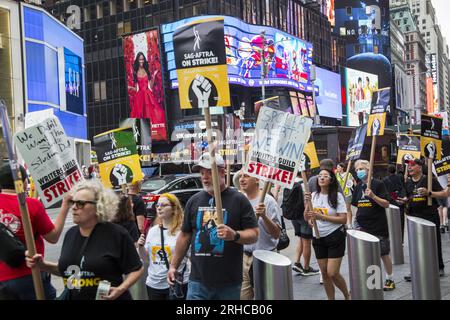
431;0;450;45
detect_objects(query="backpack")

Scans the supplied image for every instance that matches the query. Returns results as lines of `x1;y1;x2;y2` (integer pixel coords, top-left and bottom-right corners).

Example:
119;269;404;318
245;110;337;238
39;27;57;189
0;223;26;268
281;182;305;220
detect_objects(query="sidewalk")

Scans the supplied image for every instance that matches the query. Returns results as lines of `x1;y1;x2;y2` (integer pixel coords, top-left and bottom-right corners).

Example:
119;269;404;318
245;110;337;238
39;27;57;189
281;220;450;300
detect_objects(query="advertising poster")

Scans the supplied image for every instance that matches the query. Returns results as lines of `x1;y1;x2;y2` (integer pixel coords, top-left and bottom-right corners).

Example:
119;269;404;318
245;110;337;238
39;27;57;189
300;140;320;171
367;88;390;137
346;123;368;161
244;106;313;188
326;0;335;27
345;67;379;126
431;111;449;136
420;114;443;160
173;17;230;109
315;67;342;119
64;48;83;115
123;29;167;141
163;16;314;92
397;135;421;165
434;140;450;176
94;127;144;188
14;116;84;207
120;118;152;167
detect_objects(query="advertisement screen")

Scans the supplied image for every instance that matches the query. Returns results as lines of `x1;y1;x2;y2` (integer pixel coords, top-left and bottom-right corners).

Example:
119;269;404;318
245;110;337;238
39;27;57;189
326;0;335;27
162;16;314;92
315;67;342;119
345;67;379;126
64;48;83;115
123;29;167;141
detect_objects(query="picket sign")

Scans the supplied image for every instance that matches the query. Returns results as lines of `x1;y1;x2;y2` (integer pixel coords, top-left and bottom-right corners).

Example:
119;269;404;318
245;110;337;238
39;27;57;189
301;171;320;239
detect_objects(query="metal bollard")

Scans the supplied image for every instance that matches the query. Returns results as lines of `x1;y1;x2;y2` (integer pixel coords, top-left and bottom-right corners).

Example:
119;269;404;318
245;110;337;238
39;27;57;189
129;246;149;300
407;216;441;300
253;250;293;300
385;205;404;264
347;230;384;300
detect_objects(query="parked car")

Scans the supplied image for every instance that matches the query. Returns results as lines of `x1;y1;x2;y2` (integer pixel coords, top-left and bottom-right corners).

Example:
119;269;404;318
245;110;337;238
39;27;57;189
141;174;203;219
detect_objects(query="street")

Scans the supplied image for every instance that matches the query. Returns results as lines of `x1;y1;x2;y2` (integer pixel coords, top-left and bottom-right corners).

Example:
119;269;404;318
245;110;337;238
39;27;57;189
44;207;450;300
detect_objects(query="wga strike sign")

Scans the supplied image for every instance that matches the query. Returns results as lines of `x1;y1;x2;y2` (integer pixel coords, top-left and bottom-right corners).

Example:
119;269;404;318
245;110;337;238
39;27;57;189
397;135;421;165
173;17;231;109
421;114;443;160
346;123;367;161
14;117;83;207
94;127;143;188
245;106;312;189
367;88;390;137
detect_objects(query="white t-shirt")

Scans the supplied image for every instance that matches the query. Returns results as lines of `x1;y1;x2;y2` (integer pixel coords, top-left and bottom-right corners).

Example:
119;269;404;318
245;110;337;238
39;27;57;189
144;225;190;290
311;192;347;238
244;195;281;253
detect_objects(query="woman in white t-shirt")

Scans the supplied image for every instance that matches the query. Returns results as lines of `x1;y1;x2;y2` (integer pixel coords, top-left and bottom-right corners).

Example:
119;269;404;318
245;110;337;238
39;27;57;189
305;169;350;300
138;193;190;300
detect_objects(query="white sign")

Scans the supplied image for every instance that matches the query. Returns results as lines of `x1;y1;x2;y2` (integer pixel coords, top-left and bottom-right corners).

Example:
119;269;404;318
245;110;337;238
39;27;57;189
244;106;313;189
14;116;84;207
25;109;55;129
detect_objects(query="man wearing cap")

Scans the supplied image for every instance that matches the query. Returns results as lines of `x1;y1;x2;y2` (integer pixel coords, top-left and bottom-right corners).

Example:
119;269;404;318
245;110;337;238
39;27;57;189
400;158;449;279
167;153;259;300
0;162;70;299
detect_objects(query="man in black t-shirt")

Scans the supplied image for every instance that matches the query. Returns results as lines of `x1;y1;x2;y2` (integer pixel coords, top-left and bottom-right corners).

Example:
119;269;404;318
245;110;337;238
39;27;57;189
352;160;395;291
167;153;259;300
400;158;449;280
128;181;146;233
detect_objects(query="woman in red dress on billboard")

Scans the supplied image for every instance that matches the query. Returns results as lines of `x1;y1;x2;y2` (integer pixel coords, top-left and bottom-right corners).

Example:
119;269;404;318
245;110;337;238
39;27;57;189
128;52;163;122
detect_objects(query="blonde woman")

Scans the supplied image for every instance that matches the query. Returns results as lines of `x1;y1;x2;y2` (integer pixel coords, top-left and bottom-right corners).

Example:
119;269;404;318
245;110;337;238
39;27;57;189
26;180;144;300
138;193;190;300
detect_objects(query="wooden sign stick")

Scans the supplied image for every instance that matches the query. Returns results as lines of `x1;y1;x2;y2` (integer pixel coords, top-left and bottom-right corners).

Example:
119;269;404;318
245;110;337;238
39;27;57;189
342;160;353;194
367;135;377;190
428;157;433;206
301;171;320;238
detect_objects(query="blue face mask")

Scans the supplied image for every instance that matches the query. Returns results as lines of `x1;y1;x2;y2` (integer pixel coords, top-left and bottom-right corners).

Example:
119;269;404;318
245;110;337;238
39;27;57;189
357;169;367;180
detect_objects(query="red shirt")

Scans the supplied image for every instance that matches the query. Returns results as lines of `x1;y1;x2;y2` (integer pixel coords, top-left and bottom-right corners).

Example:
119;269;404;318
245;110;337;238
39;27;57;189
0;194;55;281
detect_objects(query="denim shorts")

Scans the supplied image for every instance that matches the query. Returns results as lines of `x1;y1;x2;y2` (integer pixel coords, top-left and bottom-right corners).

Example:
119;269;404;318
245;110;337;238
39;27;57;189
0;272;56;300
186;281;241;300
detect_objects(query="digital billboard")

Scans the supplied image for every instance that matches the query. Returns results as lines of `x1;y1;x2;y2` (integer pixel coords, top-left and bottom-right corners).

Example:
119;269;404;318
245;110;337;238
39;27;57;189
326;0;335;27
64;48;83;115
162;16;314;92
315;67;342;119
345;67;379;126
123;29;167;141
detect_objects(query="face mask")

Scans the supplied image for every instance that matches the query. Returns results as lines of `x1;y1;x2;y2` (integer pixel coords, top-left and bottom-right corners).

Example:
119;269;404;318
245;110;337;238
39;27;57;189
357;169;367;180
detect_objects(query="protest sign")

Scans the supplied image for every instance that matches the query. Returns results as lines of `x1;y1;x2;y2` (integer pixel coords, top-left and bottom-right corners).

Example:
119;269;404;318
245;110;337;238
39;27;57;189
14;116;83;208
434;140;450;176
346;124;367;161
94;127;143;189
367;88;389;137
173;17;230;109
397;134;421;165
120;118;152;166
421;114;443;160
300;140;320;171
244;106;313;189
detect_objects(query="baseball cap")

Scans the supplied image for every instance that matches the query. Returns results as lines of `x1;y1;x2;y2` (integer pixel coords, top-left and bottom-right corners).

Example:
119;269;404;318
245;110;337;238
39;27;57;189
405;158;424;166
192;153;225;172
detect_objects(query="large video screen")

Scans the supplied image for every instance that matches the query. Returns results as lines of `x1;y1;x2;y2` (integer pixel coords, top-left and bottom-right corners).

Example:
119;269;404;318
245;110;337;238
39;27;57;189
345;67;379;126
123;29;167;141
315;67;342;119
162;16;314;92
64;48;83;115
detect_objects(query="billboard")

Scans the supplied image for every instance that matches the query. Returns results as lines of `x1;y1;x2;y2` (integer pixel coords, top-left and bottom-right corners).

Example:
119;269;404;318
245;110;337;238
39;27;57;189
315;67;342;119
345;67;379;126
162;16;314;92
123;29;167;141
326;0;335;27
64;48;83;115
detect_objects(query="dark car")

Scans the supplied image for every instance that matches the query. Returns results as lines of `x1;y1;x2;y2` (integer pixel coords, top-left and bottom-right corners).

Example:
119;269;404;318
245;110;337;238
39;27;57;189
141;174;203;219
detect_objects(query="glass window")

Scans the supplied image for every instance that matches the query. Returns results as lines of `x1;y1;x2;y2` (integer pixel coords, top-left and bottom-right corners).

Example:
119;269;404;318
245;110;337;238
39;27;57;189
94;82;100;101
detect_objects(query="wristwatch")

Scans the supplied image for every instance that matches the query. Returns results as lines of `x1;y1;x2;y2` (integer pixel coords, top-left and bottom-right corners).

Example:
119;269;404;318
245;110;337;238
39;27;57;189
233;231;241;242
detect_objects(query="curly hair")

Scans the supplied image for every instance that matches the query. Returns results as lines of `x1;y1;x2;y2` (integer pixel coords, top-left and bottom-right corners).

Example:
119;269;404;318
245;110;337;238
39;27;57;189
71;180;119;223
155;193;184;236
112;195;135;223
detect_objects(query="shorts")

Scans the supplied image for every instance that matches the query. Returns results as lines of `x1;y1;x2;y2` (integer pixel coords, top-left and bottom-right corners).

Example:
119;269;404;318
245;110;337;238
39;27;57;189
312;227;346;259
375;235;391;257
292;219;313;239
437;198;448;208
344;195;352;205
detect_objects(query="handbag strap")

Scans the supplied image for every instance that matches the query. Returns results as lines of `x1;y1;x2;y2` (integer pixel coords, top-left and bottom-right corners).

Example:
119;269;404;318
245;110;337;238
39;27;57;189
280;214;286;229
160;225;170;270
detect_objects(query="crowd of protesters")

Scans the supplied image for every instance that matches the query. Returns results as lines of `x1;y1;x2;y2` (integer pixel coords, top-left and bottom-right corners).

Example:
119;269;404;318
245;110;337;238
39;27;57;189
1;151;450;301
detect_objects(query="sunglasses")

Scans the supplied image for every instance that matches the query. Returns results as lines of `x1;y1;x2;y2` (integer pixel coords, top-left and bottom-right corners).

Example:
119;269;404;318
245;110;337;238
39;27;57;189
69;200;97;209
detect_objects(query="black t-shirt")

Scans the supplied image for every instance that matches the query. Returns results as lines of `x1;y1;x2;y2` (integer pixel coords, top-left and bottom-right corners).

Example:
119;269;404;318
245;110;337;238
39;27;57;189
352;179;389;237
115;220;140;242
58;222;142;300
405;175;443;217
182;188;258;287
131;194;147;218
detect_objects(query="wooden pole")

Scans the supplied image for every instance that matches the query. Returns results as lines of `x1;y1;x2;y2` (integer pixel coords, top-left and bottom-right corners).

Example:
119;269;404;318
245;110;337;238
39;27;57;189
367;135;377;190
259;181;271;204
404;164;409;183
300;171;320;238
428;158;433;206
226;163;231;188
204;107;224;224
0;102;45;300
342;160;353;195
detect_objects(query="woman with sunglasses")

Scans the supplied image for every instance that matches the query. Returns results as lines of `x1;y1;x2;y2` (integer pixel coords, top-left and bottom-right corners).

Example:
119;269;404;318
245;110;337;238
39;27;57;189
137;193;190;300
26;180;144;300
305;169;350;300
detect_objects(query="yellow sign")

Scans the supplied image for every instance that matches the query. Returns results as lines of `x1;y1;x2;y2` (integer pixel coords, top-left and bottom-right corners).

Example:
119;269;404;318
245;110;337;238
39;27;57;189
367;113;386;137
303;141;320;169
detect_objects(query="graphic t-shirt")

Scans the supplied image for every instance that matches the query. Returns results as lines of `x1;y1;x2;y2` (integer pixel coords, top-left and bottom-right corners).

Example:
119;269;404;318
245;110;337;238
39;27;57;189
244;195;280;253
405;175;443;217
0;194;54;282
182;188;257;287
352;179;389;237
144;225;190;290
311;192;347;238
58;222;142;300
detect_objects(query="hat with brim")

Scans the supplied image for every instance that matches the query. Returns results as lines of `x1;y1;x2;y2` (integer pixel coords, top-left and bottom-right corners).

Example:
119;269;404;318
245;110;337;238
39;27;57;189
192;153;225;172
406;158;424;166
